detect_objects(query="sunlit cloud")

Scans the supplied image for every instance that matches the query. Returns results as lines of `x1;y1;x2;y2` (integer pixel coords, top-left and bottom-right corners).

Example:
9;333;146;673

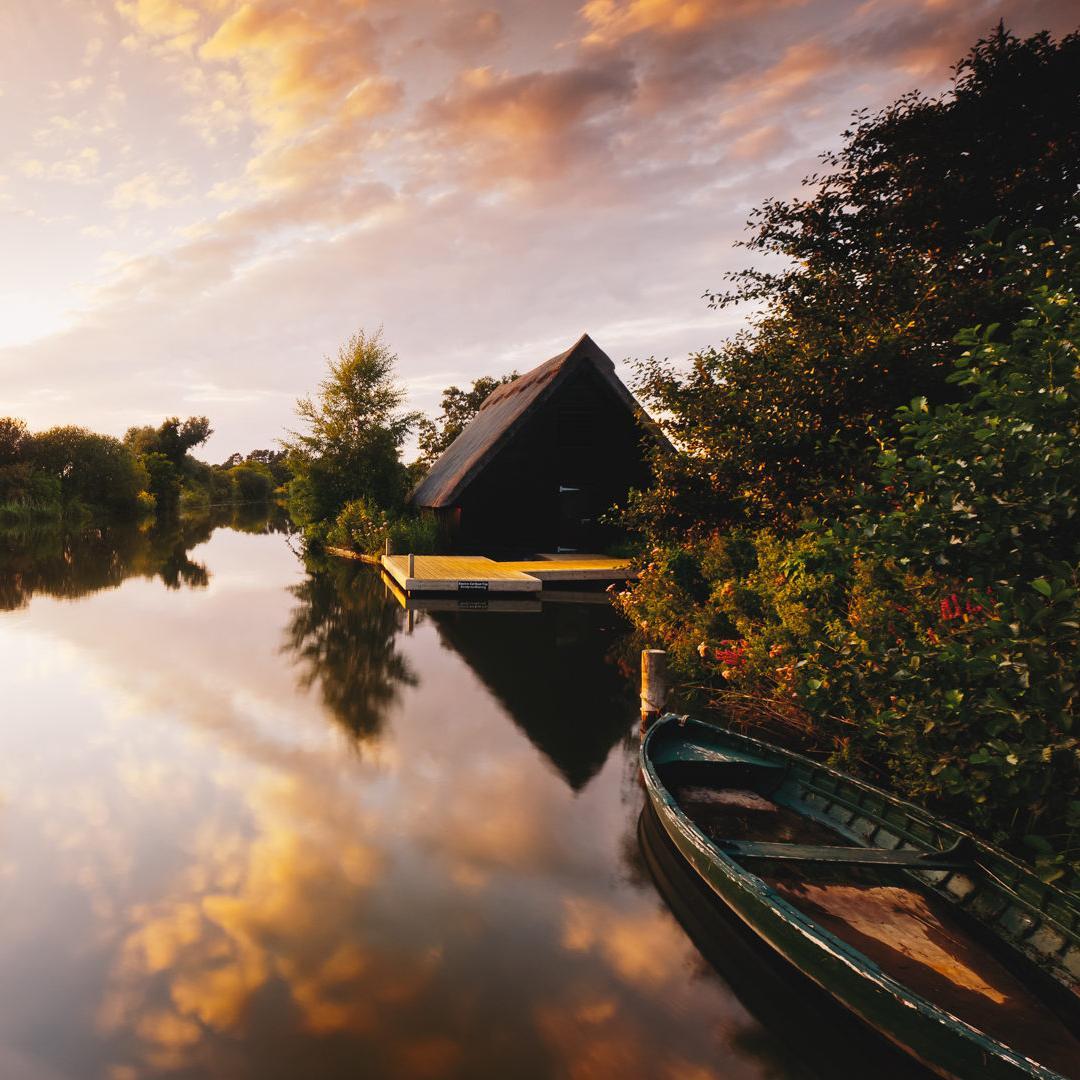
0;0;1074;453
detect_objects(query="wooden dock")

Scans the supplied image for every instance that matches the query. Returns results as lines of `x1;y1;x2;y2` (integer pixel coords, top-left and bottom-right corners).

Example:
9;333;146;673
379;553;633;597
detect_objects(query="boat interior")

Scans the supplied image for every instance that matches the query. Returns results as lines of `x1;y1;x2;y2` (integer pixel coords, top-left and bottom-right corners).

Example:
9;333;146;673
650;731;1080;1079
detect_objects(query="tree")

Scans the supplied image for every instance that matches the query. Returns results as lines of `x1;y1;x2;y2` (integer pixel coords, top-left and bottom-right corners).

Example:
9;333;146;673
125;416;213;509
0;418;34;502
30;426;149;515
0;418;29;467
416;372;518;466
125;416;212;464
631;25;1080;537
282;328;419;529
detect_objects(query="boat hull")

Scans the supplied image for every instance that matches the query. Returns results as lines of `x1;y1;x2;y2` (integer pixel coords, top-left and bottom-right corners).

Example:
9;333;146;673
641;717;1076;1080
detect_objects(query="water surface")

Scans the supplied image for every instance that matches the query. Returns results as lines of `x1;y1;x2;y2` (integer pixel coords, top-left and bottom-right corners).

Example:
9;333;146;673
0;517;923;1079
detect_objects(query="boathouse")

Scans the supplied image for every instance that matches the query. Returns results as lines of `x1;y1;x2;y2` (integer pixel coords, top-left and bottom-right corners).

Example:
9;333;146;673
410;333;664;553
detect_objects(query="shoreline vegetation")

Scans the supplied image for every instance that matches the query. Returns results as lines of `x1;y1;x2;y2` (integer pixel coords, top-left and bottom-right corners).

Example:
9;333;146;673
1;25;1076;886
0;415;288;530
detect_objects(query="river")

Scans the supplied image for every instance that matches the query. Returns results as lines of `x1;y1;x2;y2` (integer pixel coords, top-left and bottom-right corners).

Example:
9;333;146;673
0;513;926;1079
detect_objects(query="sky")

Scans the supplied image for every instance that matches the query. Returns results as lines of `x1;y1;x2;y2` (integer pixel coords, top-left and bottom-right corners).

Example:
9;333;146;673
0;0;1076;459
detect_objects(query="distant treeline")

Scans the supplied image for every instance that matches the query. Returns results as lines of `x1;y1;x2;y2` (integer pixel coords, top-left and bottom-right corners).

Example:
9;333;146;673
0;414;289;526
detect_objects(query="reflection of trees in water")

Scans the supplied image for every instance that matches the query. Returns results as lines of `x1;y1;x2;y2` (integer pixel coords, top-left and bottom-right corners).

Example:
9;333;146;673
282;559;415;741
0;504;291;610
0;515;204;610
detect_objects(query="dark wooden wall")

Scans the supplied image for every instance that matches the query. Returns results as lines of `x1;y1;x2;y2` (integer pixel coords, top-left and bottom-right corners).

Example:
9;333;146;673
448;366;652;554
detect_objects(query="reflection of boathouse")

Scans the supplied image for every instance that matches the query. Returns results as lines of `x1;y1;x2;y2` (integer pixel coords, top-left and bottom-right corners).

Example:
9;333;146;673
410;334;665;554
429;603;634;790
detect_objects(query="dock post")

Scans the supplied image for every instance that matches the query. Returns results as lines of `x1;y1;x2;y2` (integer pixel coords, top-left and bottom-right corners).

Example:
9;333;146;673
408;553;415;579
640;649;667;735
385;537;393;556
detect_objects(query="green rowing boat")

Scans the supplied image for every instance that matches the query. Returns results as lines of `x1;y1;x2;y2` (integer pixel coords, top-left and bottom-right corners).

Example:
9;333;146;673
640;715;1080;1079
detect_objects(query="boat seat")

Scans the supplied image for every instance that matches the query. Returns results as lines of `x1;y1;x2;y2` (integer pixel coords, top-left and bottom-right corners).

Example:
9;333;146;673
653;740;784;771
715;836;975;870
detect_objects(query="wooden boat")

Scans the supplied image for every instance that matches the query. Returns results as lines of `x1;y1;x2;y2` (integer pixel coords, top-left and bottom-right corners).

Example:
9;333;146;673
640;715;1080;1080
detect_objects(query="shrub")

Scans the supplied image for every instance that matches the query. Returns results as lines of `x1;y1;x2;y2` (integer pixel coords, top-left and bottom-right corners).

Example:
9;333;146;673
327;499;439;555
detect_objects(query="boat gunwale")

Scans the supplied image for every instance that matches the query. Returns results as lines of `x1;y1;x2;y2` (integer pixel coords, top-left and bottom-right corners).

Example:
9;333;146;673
640;714;1074;1080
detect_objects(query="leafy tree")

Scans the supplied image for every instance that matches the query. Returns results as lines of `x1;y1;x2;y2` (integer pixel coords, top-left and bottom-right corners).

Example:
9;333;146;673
125;416;213;510
125;416;212;465
228;463;274;502
631;25;1080;536
220;449;290;486
0;418;34;503
282;328;419;531
0;418;29;467
30;426;149;515
416;372;517;466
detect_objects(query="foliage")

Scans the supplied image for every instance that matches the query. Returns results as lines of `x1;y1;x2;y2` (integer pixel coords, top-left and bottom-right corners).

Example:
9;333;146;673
628;26;1080;538
227;463;275;503
326;498;439;555
124;416;212;464
416;372;517;466
617;237;1080;881
282;328;419;537
220;448;291;488
0;413;271;526
125;416;213;511
29;426;150;517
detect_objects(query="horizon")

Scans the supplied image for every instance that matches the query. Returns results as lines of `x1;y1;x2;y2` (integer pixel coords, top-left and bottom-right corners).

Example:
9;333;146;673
1;0;1076;458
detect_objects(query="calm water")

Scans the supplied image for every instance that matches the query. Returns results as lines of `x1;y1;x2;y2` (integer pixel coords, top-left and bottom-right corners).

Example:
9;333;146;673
0;515;924;1080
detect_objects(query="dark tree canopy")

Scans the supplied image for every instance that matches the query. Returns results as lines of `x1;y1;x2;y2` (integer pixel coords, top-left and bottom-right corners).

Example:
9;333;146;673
632;25;1080;536
125;416;212;465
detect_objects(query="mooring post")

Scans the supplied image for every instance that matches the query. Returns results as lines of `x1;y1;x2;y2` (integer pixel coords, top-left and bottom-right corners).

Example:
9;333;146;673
640;648;667;735
385;537;393;556
408;552;415;579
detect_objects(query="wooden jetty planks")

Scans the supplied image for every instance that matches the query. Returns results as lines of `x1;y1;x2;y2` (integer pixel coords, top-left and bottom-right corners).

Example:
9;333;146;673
378;552;634;595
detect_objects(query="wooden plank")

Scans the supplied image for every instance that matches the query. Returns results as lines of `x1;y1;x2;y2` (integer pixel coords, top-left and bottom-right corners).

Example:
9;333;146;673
715;839;974;870
380;554;541;594
326;546;380;564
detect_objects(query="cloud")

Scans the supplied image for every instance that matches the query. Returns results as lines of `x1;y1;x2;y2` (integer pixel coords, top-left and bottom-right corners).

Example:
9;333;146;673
109;165;191;209
429;8;505;56
116;0;203;49
199;0;391;139
4;0;1079;456
419;60;635;186
579;0;800;45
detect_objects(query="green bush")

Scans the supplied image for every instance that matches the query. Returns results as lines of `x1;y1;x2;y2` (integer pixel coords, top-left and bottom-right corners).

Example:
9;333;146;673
327;498;388;553
386;512;439;555
327;499;439;555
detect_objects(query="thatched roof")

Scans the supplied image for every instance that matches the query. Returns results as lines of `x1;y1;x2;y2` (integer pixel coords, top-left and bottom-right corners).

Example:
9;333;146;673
411;333;659;509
